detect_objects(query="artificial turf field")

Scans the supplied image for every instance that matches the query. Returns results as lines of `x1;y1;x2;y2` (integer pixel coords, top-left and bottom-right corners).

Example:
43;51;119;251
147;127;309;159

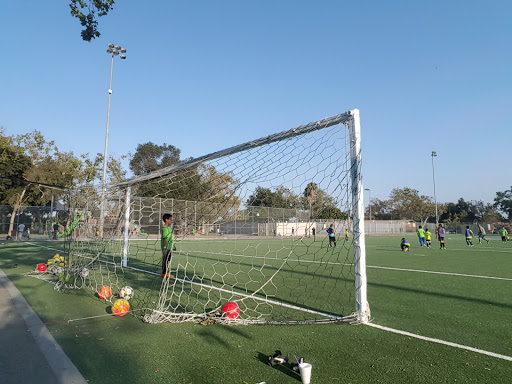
1;234;511;383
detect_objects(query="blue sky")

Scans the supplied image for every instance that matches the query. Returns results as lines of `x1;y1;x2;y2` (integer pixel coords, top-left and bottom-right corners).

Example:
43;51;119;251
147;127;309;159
1;1;511;206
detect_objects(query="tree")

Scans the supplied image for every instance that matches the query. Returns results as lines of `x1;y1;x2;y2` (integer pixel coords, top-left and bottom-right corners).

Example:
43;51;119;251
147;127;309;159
0;132;31;206
129;142;239;213
494;187;512;220
130;142;181;176
369;198;393;220
388;187;438;224
246;186;300;209
69;0;115;41
304;182;318;219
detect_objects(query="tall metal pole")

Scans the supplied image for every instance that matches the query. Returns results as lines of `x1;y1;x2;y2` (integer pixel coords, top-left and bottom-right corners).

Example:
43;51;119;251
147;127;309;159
100;44;126;237
431;151;438;227
364;188;371;220
100;54;115;236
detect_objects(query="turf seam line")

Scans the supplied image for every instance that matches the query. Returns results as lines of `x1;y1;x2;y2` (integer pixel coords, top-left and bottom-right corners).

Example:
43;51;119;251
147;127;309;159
366;323;512;362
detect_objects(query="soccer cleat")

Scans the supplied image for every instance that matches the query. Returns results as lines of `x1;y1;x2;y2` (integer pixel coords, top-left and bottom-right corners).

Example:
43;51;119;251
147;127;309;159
268;350;289;366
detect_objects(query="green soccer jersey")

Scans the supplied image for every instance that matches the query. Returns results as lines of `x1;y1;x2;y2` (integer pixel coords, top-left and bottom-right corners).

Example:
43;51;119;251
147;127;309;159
161;225;174;250
500;228;508;237
417;228;425;238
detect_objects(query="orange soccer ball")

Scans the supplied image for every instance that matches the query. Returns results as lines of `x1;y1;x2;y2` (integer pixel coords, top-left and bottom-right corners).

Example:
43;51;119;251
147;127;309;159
112;299;130;317
221;301;240;319
98;285;112;299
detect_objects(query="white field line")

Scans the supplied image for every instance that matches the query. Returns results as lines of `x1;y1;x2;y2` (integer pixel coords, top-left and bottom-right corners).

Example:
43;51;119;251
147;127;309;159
366;265;512;281
366;322;512;362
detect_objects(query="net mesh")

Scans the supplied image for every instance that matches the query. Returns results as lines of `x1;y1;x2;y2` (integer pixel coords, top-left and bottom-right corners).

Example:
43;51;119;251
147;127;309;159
46;112;363;324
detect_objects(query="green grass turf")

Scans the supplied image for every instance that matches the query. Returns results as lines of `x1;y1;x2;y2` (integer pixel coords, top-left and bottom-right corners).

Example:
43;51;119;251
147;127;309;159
1;235;512;383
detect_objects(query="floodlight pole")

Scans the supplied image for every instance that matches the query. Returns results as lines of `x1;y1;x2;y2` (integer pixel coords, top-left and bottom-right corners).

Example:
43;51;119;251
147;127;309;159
100;44;126;237
431;151;438;227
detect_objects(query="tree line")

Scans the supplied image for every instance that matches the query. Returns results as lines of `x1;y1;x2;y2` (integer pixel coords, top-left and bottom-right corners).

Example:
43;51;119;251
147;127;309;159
1;129;511;235
368;187;511;224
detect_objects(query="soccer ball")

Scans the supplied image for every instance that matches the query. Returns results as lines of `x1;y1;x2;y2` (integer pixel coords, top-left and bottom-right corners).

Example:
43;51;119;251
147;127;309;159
59;272;71;282
37;263;47;272
98;285;112;299
80;267;89;278
119;286;134;300
55;267;64;276
53;254;62;264
112;299;130;317
47;265;57;275
221;301;240;319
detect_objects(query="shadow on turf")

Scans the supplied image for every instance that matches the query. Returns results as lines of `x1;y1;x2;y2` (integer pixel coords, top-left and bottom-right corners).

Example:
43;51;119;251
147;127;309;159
255;352;301;381
195;324;253;349
370;280;512;309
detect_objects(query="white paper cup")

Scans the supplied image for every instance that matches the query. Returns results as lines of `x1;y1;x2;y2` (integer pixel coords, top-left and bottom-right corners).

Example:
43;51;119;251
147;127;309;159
299;362;312;384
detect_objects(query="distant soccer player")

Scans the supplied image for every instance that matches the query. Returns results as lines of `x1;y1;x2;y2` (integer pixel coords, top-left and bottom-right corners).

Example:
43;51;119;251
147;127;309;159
401;238;410;252
416;225;426;246
425;228;432;248
161;213;174;278
499;227;508;242
327;224;337;248
312;227;316;240
465;226;474;246
345;229;349;241
436;224;446;249
477;223;489;244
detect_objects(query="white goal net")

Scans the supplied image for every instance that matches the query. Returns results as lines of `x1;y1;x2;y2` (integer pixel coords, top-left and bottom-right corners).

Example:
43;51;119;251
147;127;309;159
54;109;368;324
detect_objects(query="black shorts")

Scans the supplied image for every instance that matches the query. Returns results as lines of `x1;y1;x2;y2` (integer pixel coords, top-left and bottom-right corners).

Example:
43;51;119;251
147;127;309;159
438;237;444;241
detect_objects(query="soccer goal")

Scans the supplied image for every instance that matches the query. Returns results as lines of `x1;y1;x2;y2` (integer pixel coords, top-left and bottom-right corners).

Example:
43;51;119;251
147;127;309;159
61;109;368;325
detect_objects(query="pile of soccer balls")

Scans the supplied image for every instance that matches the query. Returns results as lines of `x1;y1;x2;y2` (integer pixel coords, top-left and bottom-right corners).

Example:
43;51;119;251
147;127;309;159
98;285;134;317
36;254;72;282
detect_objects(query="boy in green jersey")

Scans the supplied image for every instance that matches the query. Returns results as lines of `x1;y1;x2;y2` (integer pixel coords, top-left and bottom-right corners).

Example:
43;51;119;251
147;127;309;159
416;225;426;246
500;227;508;242
161;213;174;277
425;228;432;248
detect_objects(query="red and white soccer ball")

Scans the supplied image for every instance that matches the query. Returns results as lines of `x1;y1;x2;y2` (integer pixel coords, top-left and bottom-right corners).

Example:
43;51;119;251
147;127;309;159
221;301;240;319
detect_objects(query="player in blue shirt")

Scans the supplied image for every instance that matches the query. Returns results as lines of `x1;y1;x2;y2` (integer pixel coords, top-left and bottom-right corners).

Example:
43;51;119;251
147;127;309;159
327;224;337;248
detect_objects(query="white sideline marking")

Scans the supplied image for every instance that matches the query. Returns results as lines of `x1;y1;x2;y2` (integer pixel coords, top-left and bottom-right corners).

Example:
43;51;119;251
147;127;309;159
25;242;68;254
367;265;512;281
366;323;512;362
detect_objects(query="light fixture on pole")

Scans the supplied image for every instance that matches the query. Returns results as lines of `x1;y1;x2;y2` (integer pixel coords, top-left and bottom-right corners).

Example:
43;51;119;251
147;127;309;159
431;151;438;227
364;188;371;220
100;43;126;236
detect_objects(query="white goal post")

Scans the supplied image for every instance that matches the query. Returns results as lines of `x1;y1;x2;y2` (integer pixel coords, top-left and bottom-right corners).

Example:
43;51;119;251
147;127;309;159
57;109;369;325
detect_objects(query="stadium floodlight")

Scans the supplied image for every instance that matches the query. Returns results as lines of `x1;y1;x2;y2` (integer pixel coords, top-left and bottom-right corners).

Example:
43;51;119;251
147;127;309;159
431;151;438;227
364;188;371;220
100;43;127;237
